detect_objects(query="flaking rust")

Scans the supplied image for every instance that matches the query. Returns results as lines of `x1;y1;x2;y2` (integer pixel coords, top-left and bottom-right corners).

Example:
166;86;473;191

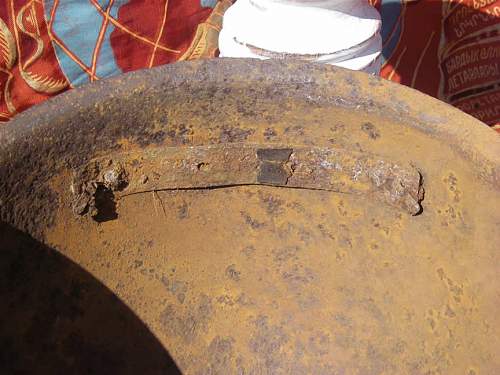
71;143;424;219
71;160;128;219
285;147;425;215
2;60;499;375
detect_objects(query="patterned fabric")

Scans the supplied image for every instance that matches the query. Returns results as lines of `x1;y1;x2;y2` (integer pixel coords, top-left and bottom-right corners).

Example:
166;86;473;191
0;0;230;121
0;0;498;132
374;0;500;132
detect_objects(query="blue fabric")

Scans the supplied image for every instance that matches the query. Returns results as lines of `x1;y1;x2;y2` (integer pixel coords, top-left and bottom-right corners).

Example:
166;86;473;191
379;0;403;64
44;0;127;85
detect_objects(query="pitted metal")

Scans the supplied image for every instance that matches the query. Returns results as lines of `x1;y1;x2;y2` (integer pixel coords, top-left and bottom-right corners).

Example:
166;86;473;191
1;59;499;374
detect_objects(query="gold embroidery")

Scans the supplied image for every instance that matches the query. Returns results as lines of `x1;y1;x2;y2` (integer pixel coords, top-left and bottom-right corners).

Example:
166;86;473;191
0;70;17;114
179;0;232;61
20;70;67;93
0;18;16;70
182;26;209;60
89;0;180;54
16;2;43;69
16;0;67;93
149;0;169;67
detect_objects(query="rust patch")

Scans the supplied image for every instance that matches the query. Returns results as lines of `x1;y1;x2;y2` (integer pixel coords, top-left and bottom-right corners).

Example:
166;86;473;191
71;161;128;221
225;264;241;281
160;294;213;343
72;144;424;216
199;336;236;375
361;122;380;139
249;315;289;373
1;59;498;375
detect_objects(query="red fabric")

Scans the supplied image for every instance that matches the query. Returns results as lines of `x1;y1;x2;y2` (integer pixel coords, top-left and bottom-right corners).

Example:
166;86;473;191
0;1;68;120
0;0;228;122
377;0;443;98
110;0;213;71
374;0;500;132
0;0;499;134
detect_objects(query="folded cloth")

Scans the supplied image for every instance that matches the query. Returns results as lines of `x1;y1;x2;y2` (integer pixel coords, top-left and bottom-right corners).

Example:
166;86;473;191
0;0;498;133
219;0;383;73
0;0;231;122
375;0;500;132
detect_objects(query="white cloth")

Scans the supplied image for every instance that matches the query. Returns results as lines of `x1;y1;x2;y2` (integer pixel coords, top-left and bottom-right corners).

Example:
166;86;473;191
219;0;382;74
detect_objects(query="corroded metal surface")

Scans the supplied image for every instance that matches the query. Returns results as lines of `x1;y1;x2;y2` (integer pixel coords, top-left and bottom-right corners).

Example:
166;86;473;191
0;59;499;374
70;144;423;219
